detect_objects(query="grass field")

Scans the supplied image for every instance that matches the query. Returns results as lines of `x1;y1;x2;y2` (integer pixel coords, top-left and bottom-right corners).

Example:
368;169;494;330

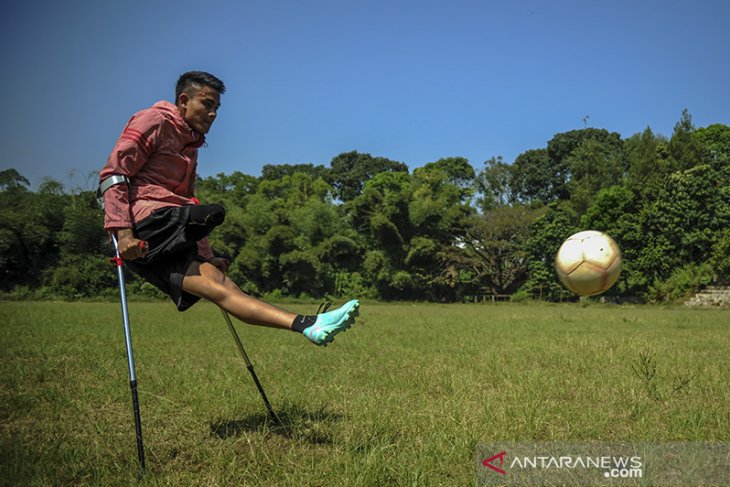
1;300;728;486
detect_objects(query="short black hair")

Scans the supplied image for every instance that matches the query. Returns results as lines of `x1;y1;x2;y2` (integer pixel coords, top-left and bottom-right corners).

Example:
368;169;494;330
175;71;226;100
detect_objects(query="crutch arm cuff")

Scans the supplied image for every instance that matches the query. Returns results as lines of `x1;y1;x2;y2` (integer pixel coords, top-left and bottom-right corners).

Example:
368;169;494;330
98;174;130;195
97;174;130;209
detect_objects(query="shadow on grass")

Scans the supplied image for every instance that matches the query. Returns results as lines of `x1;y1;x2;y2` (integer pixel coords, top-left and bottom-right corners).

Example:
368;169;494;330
210;402;344;445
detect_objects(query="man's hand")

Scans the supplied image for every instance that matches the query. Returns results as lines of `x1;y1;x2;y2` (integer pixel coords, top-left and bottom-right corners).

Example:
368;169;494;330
210;257;230;273
116;228;148;260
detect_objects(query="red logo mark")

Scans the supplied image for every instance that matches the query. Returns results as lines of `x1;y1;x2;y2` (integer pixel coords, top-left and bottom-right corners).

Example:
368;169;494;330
482;451;507;475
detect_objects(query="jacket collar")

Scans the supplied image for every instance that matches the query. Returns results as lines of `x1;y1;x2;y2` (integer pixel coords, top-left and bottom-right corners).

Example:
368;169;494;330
151;100;206;148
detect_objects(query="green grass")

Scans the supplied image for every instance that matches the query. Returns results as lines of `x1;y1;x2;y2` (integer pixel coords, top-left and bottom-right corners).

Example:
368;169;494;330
1;301;728;486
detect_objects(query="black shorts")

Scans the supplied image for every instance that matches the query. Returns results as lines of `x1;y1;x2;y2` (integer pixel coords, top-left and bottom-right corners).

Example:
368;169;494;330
124;204;225;311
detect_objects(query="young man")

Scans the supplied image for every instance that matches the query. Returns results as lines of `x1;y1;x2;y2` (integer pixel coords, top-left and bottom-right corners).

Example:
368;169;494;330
99;71;358;345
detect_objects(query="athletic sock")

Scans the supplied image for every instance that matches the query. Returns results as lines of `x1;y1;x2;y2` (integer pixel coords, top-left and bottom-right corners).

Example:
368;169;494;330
291;314;316;333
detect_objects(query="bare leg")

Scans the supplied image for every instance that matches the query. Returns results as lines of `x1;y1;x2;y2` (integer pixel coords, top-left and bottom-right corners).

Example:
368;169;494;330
182;261;295;330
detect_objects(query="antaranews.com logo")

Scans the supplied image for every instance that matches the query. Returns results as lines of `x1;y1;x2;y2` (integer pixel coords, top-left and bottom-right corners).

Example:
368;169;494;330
476;442;729;486
481;449;642;481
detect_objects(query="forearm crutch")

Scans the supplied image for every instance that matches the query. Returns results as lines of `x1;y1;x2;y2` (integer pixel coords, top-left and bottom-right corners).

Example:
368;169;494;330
219;308;281;425
110;233;146;472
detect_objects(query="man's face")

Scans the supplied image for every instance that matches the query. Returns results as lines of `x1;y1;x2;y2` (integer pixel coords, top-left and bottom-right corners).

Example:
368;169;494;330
178;85;221;134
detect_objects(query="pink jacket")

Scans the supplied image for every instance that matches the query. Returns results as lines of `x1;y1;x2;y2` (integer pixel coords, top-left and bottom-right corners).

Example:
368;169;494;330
100;101;214;260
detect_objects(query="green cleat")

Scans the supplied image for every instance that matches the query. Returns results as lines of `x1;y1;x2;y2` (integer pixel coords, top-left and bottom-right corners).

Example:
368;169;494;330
303;300;360;346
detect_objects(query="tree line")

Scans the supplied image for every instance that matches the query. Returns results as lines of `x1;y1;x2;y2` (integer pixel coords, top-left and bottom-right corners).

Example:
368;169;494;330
1;110;728;303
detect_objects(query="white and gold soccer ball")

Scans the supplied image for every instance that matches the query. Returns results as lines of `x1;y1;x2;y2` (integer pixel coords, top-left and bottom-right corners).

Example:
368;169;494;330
555;230;622;296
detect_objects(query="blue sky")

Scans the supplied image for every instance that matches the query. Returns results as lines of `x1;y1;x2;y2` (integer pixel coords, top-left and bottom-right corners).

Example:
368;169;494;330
2;0;729;190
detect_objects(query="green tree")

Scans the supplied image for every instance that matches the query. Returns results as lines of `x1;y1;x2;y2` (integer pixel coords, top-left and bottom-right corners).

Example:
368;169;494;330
509;148;555;204
419;157;475;188
519;204;578;300
546;128;623;202
196;171;258;206
642;164;728;268
624;127;669;196
459;205;545;294
218;171;360;298
710;229;730;284
667;109;703;171
475;156;513;211
47;190;113;297
694;123;730;173
565;137;625;214
261;163;329;182
329;151;408;201
581;185;644;296
547;128;622;169
351;164;473;300
0;174;67;291
0;168;30;192
350;172;412;298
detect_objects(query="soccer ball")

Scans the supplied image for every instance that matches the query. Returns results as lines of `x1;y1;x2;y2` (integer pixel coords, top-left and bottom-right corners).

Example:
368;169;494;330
555;230;622;296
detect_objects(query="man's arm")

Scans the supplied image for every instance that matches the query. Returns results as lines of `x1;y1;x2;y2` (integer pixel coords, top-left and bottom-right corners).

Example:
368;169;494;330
115;228;149;260
101;109;162;231
101;109;163;260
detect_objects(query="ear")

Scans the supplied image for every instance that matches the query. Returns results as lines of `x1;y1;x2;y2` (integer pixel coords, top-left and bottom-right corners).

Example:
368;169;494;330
178;92;190;109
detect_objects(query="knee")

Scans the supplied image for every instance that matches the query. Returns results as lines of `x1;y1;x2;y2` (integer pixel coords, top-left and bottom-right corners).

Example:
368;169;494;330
183;262;234;303
197;276;233;303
